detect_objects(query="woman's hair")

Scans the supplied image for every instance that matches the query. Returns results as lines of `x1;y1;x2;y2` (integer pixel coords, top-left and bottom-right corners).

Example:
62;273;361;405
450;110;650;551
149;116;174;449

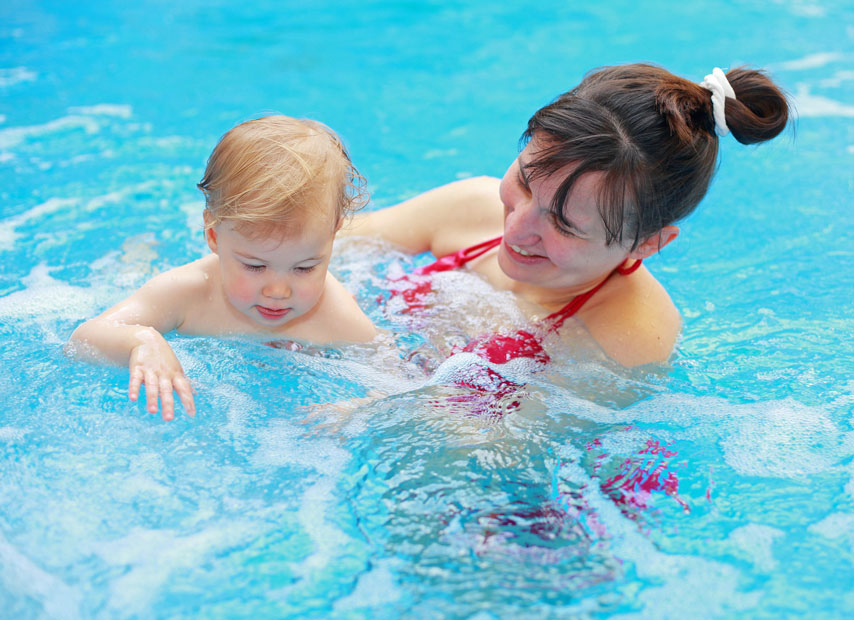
522;63;790;249
198;115;368;235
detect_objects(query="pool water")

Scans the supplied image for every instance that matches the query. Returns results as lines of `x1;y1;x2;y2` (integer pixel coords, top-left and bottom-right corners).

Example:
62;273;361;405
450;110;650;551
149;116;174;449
2;1;854;618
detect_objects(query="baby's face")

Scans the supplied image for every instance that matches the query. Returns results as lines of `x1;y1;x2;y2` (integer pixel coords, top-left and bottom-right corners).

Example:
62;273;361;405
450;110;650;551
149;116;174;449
208;212;338;329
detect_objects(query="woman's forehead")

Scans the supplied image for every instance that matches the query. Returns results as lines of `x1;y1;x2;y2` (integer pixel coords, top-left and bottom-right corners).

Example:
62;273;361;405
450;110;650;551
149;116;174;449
519;147;607;233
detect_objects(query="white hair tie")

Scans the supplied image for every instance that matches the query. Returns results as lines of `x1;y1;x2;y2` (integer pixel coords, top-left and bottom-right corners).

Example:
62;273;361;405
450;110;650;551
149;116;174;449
700;67;736;137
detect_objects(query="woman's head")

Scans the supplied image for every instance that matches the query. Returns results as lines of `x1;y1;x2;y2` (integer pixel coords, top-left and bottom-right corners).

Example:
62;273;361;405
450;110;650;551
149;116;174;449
521;63;790;250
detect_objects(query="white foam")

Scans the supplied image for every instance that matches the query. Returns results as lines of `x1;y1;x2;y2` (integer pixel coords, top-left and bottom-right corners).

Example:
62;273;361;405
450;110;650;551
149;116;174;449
820;70;854;88
426;350;540;389
846;463;854;500
253;419;356;583
0;66;37;87
94;522;259;615
180;200;205;235
555;445;761;617
778;52;843;71
67;104;132;119
208;384;261;439
721;399;845;477
0;263;97;324
808;513;854;541
0;197;79;251
333;560;401;611
793;84;854;118
786;1;826;18
0;115;100;149
599;394;851;479
0;529;82;620
0;426;27;442
728;524;784;571
254;419;350;476
2;183;160;253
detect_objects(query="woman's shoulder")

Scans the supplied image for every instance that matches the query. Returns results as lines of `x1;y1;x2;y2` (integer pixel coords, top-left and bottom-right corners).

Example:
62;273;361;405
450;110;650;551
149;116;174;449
579;266;681;367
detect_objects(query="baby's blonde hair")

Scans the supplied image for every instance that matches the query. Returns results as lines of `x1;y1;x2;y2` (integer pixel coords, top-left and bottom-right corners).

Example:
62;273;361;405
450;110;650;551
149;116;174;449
198;115;367;236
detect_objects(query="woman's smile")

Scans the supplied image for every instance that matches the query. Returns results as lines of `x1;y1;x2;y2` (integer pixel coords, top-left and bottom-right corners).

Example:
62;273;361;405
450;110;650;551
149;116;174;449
504;241;549;264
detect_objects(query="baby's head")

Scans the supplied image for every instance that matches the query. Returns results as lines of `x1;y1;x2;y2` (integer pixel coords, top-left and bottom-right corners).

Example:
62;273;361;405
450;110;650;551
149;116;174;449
198;115;367;239
197;117;368;330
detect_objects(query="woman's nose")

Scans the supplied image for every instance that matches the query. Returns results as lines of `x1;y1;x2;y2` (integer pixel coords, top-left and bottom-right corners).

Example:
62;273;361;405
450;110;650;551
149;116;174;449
504;192;542;242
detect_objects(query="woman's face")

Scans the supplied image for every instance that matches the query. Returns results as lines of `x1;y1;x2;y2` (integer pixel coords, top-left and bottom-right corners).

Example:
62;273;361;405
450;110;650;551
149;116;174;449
497;140;631;292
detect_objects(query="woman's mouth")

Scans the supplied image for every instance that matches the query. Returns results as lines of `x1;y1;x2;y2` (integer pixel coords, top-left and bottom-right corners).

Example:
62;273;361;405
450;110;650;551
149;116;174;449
256;306;291;320
504;241;548;263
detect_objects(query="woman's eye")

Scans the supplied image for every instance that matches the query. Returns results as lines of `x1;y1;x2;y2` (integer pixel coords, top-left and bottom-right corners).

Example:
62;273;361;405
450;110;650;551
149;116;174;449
549;213;577;237
517;172;531;193
243;263;265;272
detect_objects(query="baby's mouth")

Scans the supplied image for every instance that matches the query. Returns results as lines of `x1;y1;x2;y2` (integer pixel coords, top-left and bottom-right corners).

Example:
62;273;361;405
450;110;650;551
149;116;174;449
256;306;291;320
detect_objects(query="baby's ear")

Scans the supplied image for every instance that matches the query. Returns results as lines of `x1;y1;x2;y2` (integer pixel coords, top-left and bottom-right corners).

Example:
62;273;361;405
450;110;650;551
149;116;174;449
629;226;679;260
333;217;344;234
203;211;219;253
205;226;219;253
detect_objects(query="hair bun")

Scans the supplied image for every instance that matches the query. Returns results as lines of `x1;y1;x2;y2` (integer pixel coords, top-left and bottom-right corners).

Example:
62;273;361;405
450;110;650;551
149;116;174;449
655;79;716;143
723;68;790;144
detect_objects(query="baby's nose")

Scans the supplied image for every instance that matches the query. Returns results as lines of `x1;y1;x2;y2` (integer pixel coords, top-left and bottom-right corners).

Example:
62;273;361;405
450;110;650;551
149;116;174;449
263;279;291;299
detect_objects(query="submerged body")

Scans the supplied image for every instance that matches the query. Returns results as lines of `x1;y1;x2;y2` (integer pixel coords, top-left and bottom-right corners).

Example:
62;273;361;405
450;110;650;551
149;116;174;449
69;116;376;420
345;173;680;367
345;63;789;367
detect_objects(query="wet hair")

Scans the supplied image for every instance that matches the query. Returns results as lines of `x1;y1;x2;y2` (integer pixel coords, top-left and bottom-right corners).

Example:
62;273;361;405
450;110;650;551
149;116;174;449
198;115;368;236
522;63;790;249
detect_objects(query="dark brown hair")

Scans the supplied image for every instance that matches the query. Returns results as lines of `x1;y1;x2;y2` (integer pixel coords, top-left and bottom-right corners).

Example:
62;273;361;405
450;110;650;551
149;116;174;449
522;63;789;248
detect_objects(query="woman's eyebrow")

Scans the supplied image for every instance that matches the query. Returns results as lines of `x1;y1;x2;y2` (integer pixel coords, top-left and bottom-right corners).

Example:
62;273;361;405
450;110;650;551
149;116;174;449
517;155;532;180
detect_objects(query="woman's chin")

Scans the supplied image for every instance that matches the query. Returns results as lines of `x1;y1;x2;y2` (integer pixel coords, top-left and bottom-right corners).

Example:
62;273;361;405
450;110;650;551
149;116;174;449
497;247;542;284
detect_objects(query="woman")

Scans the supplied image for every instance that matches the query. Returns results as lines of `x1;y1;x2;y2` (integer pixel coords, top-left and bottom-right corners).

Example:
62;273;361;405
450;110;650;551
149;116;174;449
343;64;789;367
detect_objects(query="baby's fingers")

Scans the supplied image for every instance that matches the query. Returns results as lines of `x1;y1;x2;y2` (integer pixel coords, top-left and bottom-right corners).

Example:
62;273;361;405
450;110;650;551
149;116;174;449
144;370;160;415
159;376;175;422
129;366;144;402
173;376;196;418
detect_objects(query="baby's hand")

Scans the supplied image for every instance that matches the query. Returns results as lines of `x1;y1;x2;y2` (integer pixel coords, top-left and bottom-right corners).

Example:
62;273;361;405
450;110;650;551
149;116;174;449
127;330;195;421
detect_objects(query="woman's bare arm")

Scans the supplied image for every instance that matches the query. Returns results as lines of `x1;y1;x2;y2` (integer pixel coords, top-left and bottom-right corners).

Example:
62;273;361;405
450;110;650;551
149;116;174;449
340;176;504;257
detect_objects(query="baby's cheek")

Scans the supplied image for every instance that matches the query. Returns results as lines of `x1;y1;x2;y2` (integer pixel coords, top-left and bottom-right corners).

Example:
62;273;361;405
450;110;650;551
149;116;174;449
225;276;256;305
294;276;326;309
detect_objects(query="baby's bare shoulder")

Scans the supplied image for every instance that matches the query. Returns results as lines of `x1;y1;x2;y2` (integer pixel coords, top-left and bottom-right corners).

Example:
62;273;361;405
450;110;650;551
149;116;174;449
311;273;377;344
143;255;217;297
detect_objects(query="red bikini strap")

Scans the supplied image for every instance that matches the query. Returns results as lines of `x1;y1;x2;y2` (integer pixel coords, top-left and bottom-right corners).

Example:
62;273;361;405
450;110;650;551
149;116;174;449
616;258;642;275
545;258;643;333
455;236;502;266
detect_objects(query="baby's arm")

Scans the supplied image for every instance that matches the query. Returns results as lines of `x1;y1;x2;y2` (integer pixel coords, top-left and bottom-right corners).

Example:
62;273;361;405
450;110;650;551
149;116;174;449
68;264;201;421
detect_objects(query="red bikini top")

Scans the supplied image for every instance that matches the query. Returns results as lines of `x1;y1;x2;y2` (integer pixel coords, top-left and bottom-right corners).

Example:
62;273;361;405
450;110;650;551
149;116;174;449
389;236;641;364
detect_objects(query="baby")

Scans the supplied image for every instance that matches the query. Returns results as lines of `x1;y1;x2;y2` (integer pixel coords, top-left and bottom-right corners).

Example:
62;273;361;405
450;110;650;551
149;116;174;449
69;116;377;420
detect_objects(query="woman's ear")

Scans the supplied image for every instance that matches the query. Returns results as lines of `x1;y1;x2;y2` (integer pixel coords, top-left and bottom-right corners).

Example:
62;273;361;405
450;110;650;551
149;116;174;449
629;226;680;260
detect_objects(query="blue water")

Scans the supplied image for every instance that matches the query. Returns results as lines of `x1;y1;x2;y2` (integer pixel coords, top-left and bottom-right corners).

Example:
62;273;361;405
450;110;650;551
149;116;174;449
2;1;854;618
